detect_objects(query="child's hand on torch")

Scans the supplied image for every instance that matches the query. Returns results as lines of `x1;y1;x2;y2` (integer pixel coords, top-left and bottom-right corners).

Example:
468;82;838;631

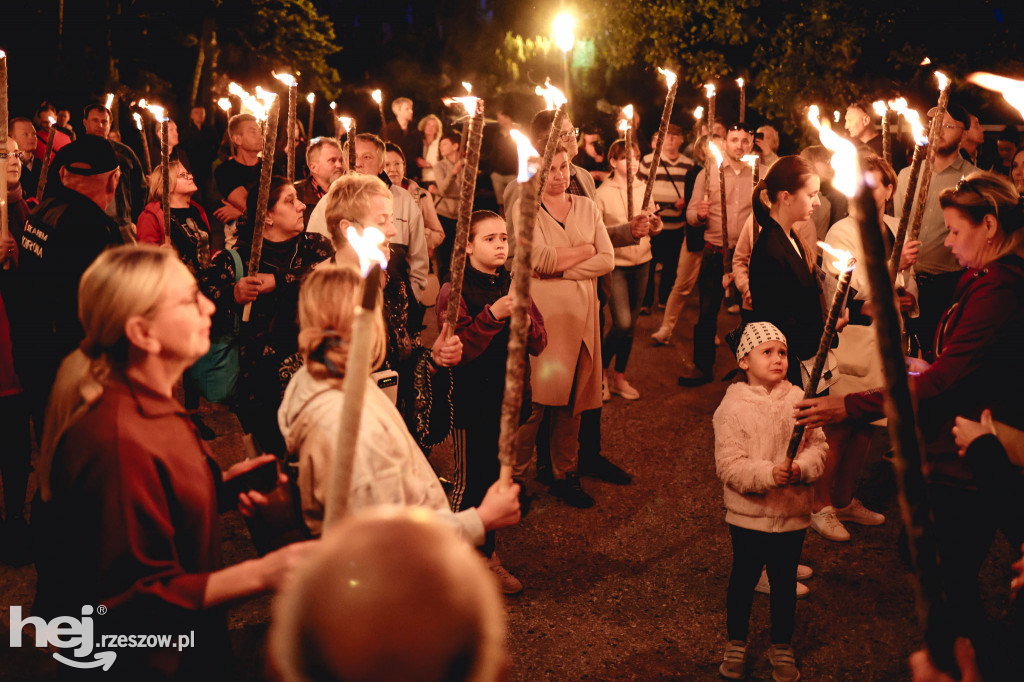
772;462;794;486
489;294;514;320
431;322;463;367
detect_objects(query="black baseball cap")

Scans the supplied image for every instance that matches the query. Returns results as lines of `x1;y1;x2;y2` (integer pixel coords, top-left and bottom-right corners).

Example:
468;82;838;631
56;137;120;176
927;103;971;130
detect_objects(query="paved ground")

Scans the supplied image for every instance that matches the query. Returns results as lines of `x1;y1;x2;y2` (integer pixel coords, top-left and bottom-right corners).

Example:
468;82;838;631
1;288;1017;681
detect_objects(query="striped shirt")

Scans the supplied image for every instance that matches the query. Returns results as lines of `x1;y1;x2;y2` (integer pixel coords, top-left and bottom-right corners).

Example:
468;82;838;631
638;152;693;226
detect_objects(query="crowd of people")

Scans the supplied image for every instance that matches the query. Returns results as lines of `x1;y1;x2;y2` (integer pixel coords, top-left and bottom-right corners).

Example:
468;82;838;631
1;80;1023;681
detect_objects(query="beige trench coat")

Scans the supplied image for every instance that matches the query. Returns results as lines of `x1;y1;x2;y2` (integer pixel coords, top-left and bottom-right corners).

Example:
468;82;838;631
512;194;614;413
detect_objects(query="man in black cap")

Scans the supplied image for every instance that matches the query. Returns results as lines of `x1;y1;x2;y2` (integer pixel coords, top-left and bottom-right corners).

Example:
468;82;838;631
81;103;146;243
6;136;125;430
893;102;979;355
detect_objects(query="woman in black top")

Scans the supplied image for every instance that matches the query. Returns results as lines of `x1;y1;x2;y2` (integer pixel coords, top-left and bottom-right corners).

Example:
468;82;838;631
201;176;334;456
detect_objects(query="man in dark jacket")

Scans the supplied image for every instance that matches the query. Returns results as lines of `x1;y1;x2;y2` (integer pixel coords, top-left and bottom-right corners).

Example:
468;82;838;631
7;137;125;431
81;103;146;242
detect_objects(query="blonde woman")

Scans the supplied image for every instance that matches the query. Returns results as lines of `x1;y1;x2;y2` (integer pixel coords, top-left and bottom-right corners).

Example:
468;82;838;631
137;161;212;275
32;246;312;678
278;266;521;538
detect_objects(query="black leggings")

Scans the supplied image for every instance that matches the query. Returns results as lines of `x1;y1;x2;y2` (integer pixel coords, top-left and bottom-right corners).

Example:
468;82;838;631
727;525;805;644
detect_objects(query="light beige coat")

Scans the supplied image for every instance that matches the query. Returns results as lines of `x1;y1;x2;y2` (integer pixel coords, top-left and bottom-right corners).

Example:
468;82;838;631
513;194;614;413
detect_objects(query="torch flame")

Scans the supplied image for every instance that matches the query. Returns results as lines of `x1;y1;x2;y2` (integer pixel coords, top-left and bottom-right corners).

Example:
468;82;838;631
920;57;932;66
444;96;479;115
818;241;856;273
228;82;247;98
935;71;950;92
693;106;704;120
346;226;389;277
48;115;56;126
132;113;143;131
617;119;628;134
371;89;383;104
273;72;297;87
872;100;887;117
807;105;859;198
535;79;568;110
736;77;744;88
217;98;231;112
105;93;114;110
142;101;166;121
509;129;540;183
658;67;678;89
330;101;337;111
966;72;1024;121
622;104;634;121
708;141;724;167
704;84;716;98
306;92;315;104
741;154;758;171
888;98;928;146
462;81;473;94
339;116;353;133
834;110;841;123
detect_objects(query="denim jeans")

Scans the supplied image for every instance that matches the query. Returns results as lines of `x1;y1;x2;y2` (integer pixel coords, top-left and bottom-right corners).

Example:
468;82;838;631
603;262;650;373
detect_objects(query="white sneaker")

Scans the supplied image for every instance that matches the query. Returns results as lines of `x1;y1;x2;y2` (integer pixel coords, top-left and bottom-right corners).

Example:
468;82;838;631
610;377;640;400
811;506;851;542
602;373;611;402
755;571;810;599
796;563;813;581
651;326;672;345
835;498;886;526
487;555;523;595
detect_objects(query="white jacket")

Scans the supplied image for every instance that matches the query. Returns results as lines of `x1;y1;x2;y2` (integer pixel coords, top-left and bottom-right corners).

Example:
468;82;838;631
278;366;484;542
713;381;827;533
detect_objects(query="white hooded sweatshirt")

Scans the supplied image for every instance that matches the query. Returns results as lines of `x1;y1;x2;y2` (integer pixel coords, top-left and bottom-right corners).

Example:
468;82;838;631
713;381;828;533
278;365;484;542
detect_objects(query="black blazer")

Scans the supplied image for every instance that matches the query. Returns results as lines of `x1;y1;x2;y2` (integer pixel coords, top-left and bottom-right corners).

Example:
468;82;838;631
748;217;825;373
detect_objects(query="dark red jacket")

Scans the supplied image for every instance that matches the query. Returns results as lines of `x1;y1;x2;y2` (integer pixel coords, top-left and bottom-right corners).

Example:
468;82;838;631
846;254;1024;465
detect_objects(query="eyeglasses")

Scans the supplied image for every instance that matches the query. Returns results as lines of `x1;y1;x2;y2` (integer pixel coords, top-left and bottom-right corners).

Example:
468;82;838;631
955;177;997;212
177;171;194;180
0;151;26;161
942;124;965;130
559;128;580;141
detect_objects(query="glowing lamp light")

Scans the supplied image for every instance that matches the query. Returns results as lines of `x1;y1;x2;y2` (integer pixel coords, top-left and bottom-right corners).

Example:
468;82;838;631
693;106;704;120
819;241;856;273
659;68;678;89
371;89;383;105
509;129;540;183
535;79;568;110
346;226;389;276
306;92;315;104
273;72;297;87
339;116;353;133
807;105;859;197
217;98;231;112
966;72;1024;120
872;100;888;117
888;98;929;146
552;12;576;53
132;113;143;131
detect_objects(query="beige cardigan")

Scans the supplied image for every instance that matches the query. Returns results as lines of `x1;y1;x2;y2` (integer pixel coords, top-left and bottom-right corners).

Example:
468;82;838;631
594;177;654;267
512;194;614;412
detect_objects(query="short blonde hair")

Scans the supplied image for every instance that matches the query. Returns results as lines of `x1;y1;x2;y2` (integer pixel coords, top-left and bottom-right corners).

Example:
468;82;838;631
297;266;386;381
323;174;393;249
147;160;186;204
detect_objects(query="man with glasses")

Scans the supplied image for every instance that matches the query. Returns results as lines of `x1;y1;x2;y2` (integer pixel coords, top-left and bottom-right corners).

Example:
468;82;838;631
893;102;979;355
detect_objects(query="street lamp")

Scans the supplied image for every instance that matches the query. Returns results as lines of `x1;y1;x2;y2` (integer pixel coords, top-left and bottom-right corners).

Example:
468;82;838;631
553;12;576;111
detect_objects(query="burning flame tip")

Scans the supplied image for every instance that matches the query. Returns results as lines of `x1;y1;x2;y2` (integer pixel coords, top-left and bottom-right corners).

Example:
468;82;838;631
704;84;716;97
462;81;473;93
818;242;856;272
872;100;887;116
736;77;744;87
807;106;859;198
371;89;383;104
921;57;932;66
346;226;389;276
622;104;634;119
658;67;678;87
693;105;704;119
509;129;539;183
935;71;950;91
306;93;315;103
273;72;297;86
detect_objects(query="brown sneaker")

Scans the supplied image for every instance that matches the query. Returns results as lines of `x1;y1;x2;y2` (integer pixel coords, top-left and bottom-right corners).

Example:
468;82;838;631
768;644;801;682
719;640;747;679
487;555;523;595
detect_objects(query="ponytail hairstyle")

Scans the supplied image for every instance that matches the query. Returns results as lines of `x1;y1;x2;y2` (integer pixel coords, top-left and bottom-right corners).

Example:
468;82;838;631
752;155;819;272
38;246;182;501
297;266;386;382
939;171;1024;258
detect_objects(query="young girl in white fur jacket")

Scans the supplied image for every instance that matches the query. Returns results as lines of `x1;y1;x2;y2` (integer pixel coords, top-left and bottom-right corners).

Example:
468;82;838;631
713;322;827;682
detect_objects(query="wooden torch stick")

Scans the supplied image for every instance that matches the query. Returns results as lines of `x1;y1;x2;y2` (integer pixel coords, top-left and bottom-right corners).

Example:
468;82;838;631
642;68;678;212
625;111;635;221
0;50;9;249
444;98;485;336
853;179;955;673
161;117;171;246
534;104;568;203
907;75;951;245
888;140;926;281
242;96;280;322
36;124;56;202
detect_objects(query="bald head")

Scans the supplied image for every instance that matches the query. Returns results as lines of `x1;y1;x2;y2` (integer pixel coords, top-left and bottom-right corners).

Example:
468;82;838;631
270;509;507;682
